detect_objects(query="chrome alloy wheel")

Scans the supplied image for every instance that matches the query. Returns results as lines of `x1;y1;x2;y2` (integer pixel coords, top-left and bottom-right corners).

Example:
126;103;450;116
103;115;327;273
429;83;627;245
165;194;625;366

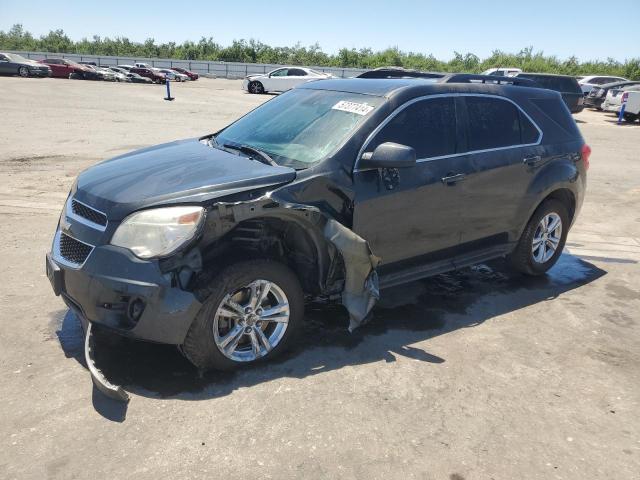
213;280;290;362
532;212;562;264
249;81;262;94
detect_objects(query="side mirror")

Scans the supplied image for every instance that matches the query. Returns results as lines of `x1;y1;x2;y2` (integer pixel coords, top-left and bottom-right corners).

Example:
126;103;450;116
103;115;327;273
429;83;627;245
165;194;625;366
359;142;416;170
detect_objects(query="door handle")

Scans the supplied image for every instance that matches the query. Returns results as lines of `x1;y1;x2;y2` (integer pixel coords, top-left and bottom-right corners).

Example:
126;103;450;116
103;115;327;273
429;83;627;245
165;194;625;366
523;155;543;167
441;173;466;185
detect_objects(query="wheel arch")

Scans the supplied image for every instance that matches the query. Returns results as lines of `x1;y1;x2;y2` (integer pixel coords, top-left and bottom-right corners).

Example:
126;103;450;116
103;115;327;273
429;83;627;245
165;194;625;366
196;209;338;298
515;186;577;243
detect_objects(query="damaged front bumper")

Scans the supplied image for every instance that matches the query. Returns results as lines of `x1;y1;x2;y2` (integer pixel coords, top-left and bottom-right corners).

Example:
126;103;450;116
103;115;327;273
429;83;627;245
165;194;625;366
46;243;202;345
47;244;204;402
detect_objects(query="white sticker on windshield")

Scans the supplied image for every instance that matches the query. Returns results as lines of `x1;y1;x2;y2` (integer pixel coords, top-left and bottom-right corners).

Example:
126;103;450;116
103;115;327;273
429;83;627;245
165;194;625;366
332;100;374;116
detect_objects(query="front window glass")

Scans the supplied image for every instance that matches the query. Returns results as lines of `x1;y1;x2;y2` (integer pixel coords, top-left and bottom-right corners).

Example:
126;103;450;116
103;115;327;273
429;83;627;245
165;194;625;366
270;69;288;77
215;89;384;169
368;97;457;159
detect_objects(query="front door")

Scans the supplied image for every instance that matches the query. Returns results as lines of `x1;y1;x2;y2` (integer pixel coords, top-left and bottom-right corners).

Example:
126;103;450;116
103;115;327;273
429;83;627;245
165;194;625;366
352;96;468;267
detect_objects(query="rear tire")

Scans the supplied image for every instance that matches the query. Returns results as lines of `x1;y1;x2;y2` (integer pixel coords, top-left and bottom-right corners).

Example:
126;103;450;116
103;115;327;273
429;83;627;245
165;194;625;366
249;81;264;94
182;260;304;372
508;199;569;276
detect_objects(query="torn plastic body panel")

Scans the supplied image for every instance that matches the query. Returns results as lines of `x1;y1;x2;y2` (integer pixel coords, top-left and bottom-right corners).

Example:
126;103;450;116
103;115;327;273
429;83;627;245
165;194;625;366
323;219;380;330
197;183;381;330
84;323;130;402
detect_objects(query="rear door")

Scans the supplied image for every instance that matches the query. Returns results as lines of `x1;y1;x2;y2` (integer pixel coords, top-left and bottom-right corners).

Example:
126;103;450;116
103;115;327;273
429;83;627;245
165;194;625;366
454;95;543;246
352;96;469;266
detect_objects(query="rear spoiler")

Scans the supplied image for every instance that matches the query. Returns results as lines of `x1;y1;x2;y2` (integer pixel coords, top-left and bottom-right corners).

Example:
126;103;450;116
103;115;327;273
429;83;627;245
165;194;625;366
439;73;537;87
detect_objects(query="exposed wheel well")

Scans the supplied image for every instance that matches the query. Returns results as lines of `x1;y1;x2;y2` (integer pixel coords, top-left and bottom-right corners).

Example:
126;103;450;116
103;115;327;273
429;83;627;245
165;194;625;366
197;217;341;297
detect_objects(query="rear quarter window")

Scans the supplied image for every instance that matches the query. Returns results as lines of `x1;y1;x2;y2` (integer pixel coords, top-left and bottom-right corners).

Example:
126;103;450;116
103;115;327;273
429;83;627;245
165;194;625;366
529;97;580;138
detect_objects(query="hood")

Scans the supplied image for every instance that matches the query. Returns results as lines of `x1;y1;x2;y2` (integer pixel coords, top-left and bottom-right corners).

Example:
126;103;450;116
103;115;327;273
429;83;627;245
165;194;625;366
74;138;297;220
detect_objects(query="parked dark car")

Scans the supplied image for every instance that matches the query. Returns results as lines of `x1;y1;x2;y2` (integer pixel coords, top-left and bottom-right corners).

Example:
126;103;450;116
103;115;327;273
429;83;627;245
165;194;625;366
585;80;640;110
47;78;588;387
515;73;585;113
125;71;153;83
130;67;165;83
356;66;445;79
172;66;199;80
39;58;97;79
0;52;51;77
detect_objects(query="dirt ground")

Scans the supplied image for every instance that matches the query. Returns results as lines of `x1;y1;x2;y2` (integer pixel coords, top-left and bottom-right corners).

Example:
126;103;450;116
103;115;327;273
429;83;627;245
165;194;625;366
0;77;639;480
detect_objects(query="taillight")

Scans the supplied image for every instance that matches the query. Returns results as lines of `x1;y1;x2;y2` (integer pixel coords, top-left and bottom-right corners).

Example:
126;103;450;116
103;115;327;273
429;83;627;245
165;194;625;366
622;92;629;103
581;144;591;171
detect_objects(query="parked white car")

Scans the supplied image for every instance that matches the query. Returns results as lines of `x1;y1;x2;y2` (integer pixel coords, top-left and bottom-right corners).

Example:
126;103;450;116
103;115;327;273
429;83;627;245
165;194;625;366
158;68;189;82
577;75;628;95
602;84;640;114
242;67;333;94
481;67;522;77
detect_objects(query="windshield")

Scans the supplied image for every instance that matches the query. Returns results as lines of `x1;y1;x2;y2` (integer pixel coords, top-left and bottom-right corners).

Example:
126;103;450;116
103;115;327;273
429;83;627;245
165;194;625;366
7;53;29;62
214;89;384;169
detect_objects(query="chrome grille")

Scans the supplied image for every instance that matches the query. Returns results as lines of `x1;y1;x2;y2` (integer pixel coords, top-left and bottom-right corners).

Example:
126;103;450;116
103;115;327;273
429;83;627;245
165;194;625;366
58;232;93;265
71;199;107;227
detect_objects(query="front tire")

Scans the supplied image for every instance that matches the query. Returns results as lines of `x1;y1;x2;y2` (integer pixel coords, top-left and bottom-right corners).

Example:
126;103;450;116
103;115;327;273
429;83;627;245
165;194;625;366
249;81;264;94
182;260;304;371
18;66;29;77
508;199;569;275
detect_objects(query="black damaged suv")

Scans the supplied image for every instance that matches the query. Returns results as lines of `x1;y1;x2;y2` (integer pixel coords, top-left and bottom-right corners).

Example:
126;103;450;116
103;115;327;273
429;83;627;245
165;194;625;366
47;76;589;372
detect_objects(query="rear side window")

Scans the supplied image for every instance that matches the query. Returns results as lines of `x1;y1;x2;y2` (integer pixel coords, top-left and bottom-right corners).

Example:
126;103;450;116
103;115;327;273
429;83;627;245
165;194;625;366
288;69;307;76
465;97;522;150
369;97;457;159
519;111;539;144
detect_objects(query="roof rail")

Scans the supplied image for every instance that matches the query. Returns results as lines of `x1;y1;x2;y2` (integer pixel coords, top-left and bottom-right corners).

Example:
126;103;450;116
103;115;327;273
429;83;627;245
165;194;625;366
356;67;445;80
440;73;536;87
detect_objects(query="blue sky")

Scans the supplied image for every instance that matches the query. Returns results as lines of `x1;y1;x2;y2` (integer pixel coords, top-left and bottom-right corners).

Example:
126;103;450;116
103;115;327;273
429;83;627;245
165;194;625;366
1;0;639;61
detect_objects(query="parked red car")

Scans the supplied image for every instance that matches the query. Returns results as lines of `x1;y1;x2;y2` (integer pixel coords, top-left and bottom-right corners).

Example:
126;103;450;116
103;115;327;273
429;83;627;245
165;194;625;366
39;58;95;79
172;67;199;80
130;67;166;84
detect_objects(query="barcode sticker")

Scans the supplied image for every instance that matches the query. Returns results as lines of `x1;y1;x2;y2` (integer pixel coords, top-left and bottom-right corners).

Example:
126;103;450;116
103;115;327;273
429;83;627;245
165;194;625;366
332;100;374;116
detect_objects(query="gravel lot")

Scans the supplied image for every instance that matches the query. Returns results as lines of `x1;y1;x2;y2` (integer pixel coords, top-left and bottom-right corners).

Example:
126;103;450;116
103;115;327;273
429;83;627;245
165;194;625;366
1;77;639;480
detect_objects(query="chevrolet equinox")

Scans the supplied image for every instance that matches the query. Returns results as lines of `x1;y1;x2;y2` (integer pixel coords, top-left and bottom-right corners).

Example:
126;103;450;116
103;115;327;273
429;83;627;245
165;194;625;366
47;76;589;373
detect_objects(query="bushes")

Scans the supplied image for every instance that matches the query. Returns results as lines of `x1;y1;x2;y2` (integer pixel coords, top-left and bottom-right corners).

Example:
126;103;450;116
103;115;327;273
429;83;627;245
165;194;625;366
1;24;638;80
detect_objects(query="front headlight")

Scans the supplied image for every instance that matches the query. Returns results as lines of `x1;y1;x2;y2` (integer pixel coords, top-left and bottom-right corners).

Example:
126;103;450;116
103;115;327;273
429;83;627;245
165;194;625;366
111;206;204;259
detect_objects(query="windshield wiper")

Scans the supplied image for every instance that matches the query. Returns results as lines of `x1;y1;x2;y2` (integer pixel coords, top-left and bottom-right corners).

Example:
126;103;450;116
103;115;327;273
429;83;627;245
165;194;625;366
222;143;278;167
